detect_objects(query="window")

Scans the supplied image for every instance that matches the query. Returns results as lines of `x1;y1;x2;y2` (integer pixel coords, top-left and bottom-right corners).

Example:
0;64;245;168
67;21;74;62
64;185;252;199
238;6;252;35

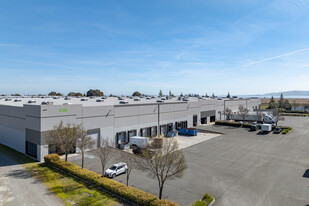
26;141;37;158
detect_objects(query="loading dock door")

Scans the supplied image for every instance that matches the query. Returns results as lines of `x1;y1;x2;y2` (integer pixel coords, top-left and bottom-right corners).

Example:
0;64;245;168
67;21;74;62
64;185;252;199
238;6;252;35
193;115;198;126
117;131;127;144
88;131;100;149
201;117;207;124
151;126;157;137
128;130;137;142
167;123;173;132
210;116;216;122
160;125;167;135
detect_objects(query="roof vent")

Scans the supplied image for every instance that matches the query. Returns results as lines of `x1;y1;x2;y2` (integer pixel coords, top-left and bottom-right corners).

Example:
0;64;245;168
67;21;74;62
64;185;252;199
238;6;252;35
119;100;128;104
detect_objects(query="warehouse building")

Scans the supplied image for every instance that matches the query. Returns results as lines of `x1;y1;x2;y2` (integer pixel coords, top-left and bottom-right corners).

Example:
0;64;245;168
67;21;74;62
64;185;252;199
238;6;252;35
0;96;261;161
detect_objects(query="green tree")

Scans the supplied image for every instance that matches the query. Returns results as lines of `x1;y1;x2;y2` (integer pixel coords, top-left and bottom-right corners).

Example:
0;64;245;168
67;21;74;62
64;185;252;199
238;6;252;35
227;92;231;98
68;92;83;97
86;89;104;97
269;96;276;109
159;90;163;97
180;92;183;97
48;91;62;96
132;91;141;96
169;90;174;97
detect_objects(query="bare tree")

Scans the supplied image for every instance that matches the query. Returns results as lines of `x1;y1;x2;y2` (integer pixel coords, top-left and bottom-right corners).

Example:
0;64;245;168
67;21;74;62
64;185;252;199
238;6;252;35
273;109;285;126
224;107;232;120
137;138;188;199
238;105;249;125
117;150;137;186
45;121;83;162
76;130;95;169
91;138;114;176
255;109;263;122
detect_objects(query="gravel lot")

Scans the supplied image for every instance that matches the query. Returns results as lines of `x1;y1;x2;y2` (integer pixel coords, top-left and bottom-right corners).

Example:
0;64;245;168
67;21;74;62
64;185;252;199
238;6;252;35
69;117;309;206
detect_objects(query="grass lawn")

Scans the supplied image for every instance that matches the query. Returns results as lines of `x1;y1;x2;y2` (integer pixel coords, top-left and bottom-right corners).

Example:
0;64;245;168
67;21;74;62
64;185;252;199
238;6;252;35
0;144;120;206
25;163;119;206
260;103;269;110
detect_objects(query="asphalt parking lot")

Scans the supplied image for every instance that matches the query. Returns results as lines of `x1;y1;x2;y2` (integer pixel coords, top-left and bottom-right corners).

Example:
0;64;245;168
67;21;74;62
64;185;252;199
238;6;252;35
68;117;309;206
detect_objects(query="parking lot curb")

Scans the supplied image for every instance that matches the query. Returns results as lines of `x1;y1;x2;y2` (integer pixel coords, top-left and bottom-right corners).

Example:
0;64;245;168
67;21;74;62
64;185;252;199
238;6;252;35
209;196;215;206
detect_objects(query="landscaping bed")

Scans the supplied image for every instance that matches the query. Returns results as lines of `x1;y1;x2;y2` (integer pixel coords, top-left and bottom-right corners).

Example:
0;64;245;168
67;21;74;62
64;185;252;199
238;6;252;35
44;154;178;206
191;193;214;206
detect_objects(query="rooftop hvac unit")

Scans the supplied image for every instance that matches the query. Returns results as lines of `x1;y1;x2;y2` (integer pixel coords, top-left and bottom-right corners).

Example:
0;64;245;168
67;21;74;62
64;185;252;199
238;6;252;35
53;97;60;99
134;98;140;101
161;97;166;100
63;102;72;105
96;99;104;102
5;98;12;101
14;99;22;102
118;97;124;100
81;98;88;101
42;101;54;105
28;100;36;103
101;96;107;99
146;97;151;100
157;100;164;103
119;100;128;104
90;96;95;99
64;97;71;100
183;99;189;101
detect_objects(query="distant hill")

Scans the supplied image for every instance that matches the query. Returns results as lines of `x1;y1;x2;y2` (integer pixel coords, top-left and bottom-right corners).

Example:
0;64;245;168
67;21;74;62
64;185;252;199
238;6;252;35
263;91;309;97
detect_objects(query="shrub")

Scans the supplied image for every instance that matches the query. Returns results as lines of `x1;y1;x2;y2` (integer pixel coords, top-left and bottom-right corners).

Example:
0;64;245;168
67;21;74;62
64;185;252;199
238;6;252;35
44;154;178;206
215;121;241;127
192;200;206;206
202;193;213;205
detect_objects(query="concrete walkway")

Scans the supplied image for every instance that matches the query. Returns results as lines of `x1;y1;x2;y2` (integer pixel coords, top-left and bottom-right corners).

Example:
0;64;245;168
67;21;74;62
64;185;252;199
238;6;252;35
0;152;63;206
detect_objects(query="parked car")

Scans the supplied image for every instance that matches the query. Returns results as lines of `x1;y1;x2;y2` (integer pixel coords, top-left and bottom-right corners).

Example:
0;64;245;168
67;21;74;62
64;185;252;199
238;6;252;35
250;124;259;131
105;162;128;178
273;127;282;134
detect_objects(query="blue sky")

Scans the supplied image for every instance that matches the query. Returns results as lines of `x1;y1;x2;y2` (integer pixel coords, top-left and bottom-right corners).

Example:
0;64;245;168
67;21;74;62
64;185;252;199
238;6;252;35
1;0;309;96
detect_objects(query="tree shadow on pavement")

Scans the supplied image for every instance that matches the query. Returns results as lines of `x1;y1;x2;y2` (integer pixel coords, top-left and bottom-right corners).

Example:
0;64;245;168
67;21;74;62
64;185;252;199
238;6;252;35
5;169;31;179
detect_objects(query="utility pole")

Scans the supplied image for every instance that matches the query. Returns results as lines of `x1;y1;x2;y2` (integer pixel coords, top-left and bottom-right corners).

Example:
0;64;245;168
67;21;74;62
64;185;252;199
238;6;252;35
157;103;160;137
